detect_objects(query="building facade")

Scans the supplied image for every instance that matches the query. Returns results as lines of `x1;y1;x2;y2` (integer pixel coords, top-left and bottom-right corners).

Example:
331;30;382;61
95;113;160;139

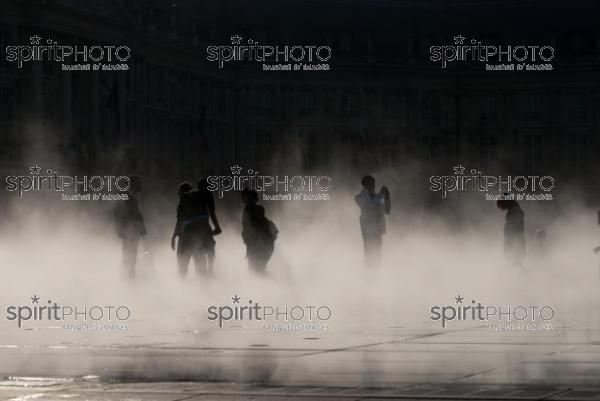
0;0;599;197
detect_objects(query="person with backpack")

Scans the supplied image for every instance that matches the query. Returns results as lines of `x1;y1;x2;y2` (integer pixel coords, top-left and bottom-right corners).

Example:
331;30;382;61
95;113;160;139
241;188;278;273
172;179;222;277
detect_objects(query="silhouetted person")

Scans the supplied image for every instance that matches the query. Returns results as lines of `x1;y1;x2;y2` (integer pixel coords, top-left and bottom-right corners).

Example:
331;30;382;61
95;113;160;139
114;176;147;278
171;181;192;254
199;178;222;274
532;228;547;259
241;188;278;273
497;195;525;266
355;175;391;266
173;178;222;277
594;211;600;254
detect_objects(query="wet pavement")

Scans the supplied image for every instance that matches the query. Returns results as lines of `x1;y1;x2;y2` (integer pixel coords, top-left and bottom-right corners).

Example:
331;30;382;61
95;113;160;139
0;381;593;401
2;320;600;400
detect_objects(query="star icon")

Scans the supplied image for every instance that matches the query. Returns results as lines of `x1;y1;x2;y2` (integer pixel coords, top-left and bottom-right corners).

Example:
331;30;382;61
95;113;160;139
232;295;241;304
30;35;41;45
230;35;242;45
31;295;40;304
455;294;464;304
29;165;41;175
230;165;242;175
453;165;465;175
453;35;465;45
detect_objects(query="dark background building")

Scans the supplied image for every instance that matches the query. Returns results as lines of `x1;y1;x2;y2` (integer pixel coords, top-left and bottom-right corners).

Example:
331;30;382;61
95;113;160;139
0;0;599;201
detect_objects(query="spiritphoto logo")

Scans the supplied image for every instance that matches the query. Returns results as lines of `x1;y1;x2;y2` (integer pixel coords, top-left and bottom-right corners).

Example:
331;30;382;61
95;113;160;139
430;35;555;71
3;165;131;200
206;34;332;71
430;294;555;331
429;165;555;200
5;295;131;331
207;165;332;200
4;34;131;71
207;295;332;331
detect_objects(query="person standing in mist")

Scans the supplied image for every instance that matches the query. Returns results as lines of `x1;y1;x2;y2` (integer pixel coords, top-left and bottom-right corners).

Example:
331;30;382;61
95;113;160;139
171;178;222;277
497;195;526;266
354;175;391;266
114;175;147;279
171;181;192;273
241;188;278;273
594;211;600;254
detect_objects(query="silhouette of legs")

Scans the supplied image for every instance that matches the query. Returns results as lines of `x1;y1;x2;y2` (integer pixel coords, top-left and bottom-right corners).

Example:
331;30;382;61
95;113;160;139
177;233;194;278
121;236;139;279
363;234;382;267
247;243;273;274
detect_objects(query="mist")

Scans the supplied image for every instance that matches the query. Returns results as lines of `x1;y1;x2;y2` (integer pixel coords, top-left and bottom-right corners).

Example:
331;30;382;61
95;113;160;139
1;160;599;387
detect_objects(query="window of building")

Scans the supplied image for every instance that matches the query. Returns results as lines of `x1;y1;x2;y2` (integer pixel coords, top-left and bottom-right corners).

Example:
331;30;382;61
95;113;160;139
522;134;544;173
421;135;439;169
479;95;498;124
338;32;352;53
305;131;319;169
566;92;587;123
323;87;336;116
422;94;440;125
341;90;360;117
0;87;15;155
382;134;400;166
516;93;544;124
382;90;402;119
298;87;316;116
476;134;498;172
567;133;589;174
255;86;273;115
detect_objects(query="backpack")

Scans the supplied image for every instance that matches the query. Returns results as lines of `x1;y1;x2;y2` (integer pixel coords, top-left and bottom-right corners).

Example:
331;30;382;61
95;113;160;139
266;218;279;241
